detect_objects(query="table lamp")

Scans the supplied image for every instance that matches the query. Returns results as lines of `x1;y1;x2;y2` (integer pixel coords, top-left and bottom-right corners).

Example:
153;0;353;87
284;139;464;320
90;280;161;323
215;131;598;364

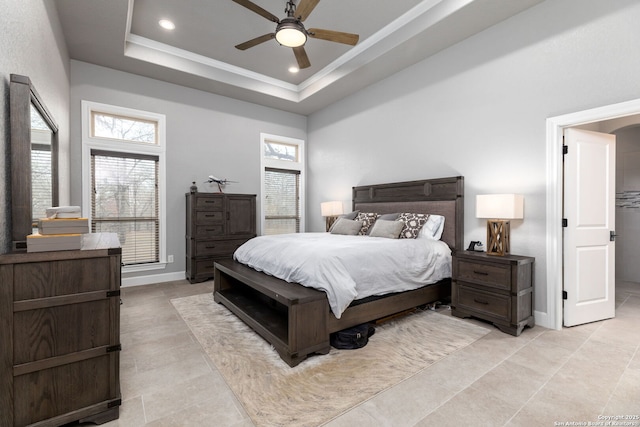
321;201;343;231
476;194;524;256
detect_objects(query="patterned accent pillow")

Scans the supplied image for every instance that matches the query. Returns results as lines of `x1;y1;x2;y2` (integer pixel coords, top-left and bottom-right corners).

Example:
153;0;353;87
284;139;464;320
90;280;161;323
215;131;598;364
355;212;380;235
398;213;430;239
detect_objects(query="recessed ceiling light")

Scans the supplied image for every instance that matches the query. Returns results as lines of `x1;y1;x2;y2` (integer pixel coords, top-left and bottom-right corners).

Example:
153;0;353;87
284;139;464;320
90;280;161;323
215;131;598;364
288;66;299;74
159;19;175;30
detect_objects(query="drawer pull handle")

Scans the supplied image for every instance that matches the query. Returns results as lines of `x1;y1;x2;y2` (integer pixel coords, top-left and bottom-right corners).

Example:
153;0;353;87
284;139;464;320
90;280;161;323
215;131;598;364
204;200;216;204
205;214;217;218
206;245;217;249
473;270;488;276
474;298;489;305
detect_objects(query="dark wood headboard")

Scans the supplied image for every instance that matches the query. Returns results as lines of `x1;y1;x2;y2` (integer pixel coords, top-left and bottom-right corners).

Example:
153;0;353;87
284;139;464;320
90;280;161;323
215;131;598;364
352;176;464;251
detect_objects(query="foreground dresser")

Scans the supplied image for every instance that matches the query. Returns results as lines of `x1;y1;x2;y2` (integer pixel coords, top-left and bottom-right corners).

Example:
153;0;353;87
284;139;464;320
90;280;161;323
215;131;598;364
0;233;122;427
185;192;256;283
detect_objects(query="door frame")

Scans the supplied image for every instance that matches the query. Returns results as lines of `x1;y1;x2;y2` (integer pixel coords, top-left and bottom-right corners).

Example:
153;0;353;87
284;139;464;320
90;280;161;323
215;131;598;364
546;98;640;330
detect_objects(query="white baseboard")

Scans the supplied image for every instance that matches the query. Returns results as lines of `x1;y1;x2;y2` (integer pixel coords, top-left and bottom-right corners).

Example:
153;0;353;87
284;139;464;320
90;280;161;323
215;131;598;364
534;310;557;330
122;270;187;288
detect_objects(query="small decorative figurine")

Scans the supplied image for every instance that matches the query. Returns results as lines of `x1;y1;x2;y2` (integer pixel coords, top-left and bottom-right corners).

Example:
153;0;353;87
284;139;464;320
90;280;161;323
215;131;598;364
206;175;238;193
190;181;198;193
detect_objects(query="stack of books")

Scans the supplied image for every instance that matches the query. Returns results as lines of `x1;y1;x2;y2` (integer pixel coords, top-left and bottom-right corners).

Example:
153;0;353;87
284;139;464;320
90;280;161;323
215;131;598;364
27;207;89;253
38;217;90;235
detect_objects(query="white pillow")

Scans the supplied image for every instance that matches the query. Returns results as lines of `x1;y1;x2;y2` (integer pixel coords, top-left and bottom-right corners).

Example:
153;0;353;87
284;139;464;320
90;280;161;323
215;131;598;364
418;215;445;240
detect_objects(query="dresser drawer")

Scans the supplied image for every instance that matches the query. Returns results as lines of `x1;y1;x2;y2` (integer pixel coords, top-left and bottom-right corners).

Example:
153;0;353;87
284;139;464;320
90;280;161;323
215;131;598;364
193;258;216;277
195;239;247;257
455;284;510;322
13;258;112;300
13;299;111;364
458;259;511;291
194;224;225;238
14;354;116;426
196;211;224;224
195;196;223;210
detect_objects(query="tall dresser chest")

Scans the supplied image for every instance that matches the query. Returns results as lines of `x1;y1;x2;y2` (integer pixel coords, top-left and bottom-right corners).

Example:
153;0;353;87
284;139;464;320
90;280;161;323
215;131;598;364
185;192;256;283
0;233;122;427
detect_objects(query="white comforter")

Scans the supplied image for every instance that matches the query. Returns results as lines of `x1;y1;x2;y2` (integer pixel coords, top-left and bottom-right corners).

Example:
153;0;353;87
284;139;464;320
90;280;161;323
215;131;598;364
233;233;452;318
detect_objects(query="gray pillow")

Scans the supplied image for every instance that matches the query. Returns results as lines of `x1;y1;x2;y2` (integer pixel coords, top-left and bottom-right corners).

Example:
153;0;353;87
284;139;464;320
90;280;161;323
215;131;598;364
368;219;404;239
328;210;359;232
379;213;399;221
341;210;359;220
330;218;363;235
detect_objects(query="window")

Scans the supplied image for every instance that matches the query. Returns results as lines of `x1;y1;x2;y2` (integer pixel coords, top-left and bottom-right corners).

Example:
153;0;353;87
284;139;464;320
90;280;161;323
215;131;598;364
91;111;158;144
91;151;159;265
82;101;166;272
260;134;305;235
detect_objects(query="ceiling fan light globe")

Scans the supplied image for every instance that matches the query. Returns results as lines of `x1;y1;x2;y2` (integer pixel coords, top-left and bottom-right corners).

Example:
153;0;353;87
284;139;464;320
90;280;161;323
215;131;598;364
275;20;307;47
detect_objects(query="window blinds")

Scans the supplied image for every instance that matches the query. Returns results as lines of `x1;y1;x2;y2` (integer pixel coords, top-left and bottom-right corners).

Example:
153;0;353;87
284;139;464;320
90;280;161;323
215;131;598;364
264;168;300;235
91;150;159;265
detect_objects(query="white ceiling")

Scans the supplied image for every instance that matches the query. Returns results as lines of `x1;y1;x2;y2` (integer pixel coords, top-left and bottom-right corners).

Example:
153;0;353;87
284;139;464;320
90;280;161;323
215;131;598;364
55;0;544;115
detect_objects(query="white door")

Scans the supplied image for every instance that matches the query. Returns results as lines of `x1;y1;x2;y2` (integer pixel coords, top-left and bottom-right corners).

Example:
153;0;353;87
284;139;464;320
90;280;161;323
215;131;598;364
563;128;616;327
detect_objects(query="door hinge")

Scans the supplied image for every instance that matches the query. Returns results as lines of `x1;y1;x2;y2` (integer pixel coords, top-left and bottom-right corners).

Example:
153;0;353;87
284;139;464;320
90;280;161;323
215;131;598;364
610;230;617;241
562;291;567;300
562;218;568;227
106;344;122;353
563;145;568;155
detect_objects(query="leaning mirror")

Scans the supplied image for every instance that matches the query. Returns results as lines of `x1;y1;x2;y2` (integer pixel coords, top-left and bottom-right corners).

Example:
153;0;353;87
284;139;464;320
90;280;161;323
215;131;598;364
10;74;59;249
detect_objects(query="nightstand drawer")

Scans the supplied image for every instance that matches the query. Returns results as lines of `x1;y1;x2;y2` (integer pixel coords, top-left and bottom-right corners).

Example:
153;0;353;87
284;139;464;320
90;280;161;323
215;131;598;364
458;259;510;291
456;284;510;322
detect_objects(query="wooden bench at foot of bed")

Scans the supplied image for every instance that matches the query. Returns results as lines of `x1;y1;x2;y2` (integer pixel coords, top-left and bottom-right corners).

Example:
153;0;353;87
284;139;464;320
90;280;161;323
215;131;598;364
213;259;451;367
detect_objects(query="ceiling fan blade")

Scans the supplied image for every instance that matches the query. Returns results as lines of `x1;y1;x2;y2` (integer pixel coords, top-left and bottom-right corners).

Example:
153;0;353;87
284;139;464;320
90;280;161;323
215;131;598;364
232;0;279;23
293;46;311;69
295;0;320;22
235;33;275;50
308;28;359;45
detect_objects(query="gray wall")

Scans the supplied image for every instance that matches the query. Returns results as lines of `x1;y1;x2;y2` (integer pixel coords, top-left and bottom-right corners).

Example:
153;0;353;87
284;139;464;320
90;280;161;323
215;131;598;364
0;0;70;253
69;61;307;282
305;0;640;316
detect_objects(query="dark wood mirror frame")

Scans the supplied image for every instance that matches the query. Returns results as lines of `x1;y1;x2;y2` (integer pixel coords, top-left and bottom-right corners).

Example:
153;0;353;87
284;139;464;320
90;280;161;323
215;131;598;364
10;74;59;249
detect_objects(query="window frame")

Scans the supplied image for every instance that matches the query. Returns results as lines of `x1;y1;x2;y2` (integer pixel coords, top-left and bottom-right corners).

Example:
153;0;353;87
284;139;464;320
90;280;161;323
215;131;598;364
81;100;167;273
260;133;305;234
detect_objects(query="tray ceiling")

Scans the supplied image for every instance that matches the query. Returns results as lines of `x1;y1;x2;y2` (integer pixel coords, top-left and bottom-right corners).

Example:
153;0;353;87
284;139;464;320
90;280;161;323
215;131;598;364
55;0;544;114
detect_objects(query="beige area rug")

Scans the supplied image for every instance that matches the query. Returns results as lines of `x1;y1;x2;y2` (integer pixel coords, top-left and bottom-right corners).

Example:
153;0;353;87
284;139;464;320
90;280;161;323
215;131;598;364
171;293;490;427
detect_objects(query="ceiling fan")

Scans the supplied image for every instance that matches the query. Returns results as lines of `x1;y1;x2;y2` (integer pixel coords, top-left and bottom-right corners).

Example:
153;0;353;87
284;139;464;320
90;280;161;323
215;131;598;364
232;0;359;69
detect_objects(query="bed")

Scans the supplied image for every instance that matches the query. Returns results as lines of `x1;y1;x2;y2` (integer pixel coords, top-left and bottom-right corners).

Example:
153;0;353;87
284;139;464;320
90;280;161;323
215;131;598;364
213;176;464;367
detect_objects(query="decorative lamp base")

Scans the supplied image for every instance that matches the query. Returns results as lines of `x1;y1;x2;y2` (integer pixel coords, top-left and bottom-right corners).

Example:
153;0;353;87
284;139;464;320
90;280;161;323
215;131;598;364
325;216;338;232
486;219;510;256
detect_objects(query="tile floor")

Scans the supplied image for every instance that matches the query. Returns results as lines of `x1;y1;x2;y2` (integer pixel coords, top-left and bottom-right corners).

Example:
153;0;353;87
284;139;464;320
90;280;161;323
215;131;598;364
101;280;639;426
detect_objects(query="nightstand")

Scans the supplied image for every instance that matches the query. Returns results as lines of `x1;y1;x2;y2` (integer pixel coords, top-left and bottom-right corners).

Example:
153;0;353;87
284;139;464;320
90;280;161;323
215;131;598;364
452;251;534;336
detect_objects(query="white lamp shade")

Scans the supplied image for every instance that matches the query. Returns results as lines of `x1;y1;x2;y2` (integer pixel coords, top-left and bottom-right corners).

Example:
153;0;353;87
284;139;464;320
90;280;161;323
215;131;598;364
476;194;524;219
321;201;344;217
